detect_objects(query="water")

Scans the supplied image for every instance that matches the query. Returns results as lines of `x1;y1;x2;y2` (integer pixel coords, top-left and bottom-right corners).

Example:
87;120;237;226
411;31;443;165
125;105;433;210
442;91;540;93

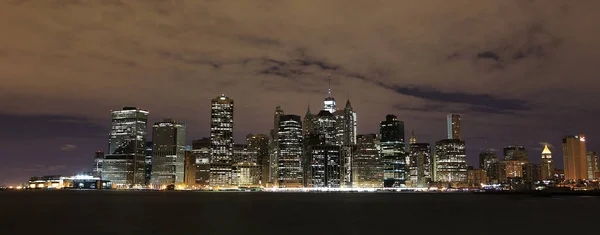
0;190;596;234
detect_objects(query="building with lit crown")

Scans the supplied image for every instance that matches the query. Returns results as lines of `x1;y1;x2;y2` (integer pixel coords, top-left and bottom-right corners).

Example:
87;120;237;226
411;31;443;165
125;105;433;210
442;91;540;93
540;145;554;180
150;119;186;187
102;107;148;187
210;94;234;187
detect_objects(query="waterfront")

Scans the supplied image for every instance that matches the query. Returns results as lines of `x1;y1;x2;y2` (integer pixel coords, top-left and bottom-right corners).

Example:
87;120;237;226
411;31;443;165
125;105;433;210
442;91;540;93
0;191;597;235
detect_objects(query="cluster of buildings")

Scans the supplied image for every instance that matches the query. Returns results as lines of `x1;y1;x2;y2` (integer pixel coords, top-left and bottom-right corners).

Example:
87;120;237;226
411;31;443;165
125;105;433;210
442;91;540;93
86;78;599;190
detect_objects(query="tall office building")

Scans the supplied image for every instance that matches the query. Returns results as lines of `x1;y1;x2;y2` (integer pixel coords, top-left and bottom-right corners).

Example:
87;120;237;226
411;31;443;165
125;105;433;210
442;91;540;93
587;151;598;180
540;145;554;180
268;106;285;186
479;149;498;181
409;142;432;187
247;134;269;185
210;94;234;187
308;145;341;187
343;100;357;145
562;135;588;180
192;138;211;187
93;151;104;178
150;119;186;186
233;144;254;164
314;110;337;144
103;107;148;187
353;134;382;188
277;115;303;187
434;139;467;184
447;114;461;140
380;114;406;187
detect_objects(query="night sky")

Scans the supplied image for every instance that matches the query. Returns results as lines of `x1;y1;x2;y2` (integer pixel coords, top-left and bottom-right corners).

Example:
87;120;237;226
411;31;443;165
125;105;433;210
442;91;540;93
1;0;599;185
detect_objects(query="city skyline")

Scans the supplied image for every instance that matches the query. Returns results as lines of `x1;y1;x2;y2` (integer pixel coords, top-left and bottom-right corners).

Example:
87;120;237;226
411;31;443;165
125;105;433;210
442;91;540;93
2;1;600;185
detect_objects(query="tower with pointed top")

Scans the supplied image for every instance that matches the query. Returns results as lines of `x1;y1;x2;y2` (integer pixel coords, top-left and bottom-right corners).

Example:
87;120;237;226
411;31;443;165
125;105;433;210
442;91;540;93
541;144;554;180
343;99;357;145
409;131;417;144
323;74;337;113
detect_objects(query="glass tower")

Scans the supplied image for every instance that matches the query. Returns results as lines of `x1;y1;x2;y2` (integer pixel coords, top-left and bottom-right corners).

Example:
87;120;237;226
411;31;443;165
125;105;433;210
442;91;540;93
210;94;234;187
103;107;148;187
380;114;406;188
434;139;467;183
277;114;303;187
150;119;186;187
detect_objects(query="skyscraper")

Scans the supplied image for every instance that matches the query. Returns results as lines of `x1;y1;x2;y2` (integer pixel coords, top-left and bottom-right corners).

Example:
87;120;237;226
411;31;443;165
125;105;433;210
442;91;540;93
268;106;285;186
503;146;528;161
103;107;148;187
145;141;152;185
314;110;337;144
562;135;587;180
277;115;303;187
323;74;336;113
447;114;461;140
192;138;211;188
308;145;341;187
352;134;382;188
434;139;467;184
343;100;357;145
540;145;554;180
586;151;598;180
380;114;406;187
150;119;186;186
247;134;269;185
210;94;234;187
184;150;196;187
408;141;432;187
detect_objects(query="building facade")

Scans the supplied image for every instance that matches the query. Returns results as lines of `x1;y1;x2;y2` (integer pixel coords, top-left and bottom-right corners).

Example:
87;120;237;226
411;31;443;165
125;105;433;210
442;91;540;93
184;150;196;187
434;139;467;184
408;142;432;187
587;151;598;180
353;134;382;188
247;134;269;186
277;115;304;187
380;114;406;188
308;145;341;188
103;107;148;187
150;119;186;186
93;151;104;178
192;138;211;188
562;135;588;180
447;114;461;140
210;94;234;187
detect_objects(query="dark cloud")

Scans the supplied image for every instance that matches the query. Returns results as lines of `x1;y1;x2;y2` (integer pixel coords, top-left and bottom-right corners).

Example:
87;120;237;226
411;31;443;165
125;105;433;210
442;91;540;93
477;51;500;61
0;114;107;140
60;144;78;151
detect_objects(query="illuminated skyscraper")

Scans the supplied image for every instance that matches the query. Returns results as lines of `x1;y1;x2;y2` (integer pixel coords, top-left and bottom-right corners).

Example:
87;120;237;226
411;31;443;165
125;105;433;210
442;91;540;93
562;135;588;180
184;150;196;187
434;139;467;184
380;114;406;187
323;74;336;113
479;148;498;181
145;141;152;185
150;119;186;186
352;134;382;188
277;115;303;187
308;145;341;187
103;107;148;187
447;114;461;140
210;94;234;187
540;145;554;180
587;151;598;180
314;110;337;144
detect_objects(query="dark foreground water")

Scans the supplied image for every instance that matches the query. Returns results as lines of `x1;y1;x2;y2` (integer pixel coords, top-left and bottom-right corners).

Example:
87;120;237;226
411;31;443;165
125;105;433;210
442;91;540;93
0;191;597;235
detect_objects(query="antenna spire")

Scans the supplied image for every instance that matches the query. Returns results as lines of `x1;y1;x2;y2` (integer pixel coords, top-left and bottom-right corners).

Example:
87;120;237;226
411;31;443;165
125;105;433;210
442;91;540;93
328;74;332;98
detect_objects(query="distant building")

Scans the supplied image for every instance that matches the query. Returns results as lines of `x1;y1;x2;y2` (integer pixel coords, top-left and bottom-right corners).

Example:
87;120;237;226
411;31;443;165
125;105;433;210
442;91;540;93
540;145;554;180
447;114;461;140
145;141;152;185
562;135;588;180
467;167;487;187
246;134;269;186
192;138;211;188
29;175;111;190
233;162;261;187
380;114;406;188
352;134;382;188
323;74;336;113
268;106;285;187
587;151;598;180
340;145;356;187
150;119;186;186
408;142;432;187
184;150;196;187
102;107;148;187
504;146;528;161
277;114;303;187
479;149;498;180
210;94;234;187
434;139;467;184
92;151;104;178
233;144;254;164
